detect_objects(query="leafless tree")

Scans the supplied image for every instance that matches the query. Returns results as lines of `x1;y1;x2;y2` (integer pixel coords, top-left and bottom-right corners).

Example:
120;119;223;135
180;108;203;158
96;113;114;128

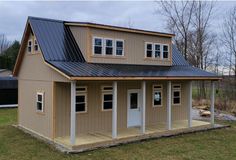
0;34;10;54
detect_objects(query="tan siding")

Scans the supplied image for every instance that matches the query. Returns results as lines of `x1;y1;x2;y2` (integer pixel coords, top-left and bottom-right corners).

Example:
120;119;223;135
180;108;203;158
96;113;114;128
55;80;189;137
70;26;172;66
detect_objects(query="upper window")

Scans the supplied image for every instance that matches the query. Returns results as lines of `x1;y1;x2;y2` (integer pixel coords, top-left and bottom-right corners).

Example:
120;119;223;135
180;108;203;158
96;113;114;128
145;43;153;58
172;84;181;105
154;44;161;58
153;85;162;107
115;40;124;56
36;92;44;112
102;86;113;111
28;40;32;53
76;86;87;113
34;40;39;51
105;39;113;55
163;45;169;59
145;43;169;59
93;37;103;55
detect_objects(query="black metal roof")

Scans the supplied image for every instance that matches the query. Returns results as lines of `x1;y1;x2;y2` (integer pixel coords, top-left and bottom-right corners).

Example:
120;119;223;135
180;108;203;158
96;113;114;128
28;17;217;78
0;77;18;89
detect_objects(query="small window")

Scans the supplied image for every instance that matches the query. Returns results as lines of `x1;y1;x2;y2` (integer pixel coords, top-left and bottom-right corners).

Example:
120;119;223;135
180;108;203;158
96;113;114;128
36;92;44;112
28;40;32;52
105;39;113;55
163;45;169;59
172;84;181;105
93;37;103;55
102;86;113;111
153;85;162;107
76;86;87;113
154;44;161;58
115;40;124;56
34;39;38;51
145;43;153;58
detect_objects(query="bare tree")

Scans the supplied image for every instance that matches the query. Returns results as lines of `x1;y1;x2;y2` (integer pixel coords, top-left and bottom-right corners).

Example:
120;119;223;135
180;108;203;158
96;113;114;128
158;0;195;60
222;6;236;77
0;34;10;54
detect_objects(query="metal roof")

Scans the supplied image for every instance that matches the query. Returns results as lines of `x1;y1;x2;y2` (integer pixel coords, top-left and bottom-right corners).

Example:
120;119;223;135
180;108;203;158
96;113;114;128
28;17;217;78
0;77;18;89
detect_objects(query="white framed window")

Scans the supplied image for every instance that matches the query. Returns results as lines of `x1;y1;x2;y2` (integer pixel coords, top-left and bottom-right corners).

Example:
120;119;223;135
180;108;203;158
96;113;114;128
34;39;39;51
76;86;87;113
104;38;113;55
115;40;124;56
172;84;181;105
28;40;32;53
145;42;153;58
36;92;44;112
163;44;169;59
154;43;161;58
93;37;103;55
153;85;163;107
101;86;113;111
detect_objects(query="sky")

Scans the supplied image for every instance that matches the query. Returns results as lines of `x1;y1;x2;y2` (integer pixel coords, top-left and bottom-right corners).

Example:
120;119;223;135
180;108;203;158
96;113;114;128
0;1;236;42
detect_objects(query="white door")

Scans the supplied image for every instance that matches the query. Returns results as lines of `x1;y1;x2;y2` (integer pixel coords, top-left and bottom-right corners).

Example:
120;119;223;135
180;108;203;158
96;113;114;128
127;89;141;127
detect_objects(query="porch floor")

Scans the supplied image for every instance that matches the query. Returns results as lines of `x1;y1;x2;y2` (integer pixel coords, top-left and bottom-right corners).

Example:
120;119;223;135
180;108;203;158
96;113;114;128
55;120;210;149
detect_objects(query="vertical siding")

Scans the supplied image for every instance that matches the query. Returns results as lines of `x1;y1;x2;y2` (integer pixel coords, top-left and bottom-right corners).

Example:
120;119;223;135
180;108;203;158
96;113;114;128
55;80;189;137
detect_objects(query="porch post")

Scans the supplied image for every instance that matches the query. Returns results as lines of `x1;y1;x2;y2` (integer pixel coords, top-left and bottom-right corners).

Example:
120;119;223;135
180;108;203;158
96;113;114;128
112;81;118;139
141;81;146;134
70;81;76;145
167;81;172;130
210;81;215;126
188;81;192;128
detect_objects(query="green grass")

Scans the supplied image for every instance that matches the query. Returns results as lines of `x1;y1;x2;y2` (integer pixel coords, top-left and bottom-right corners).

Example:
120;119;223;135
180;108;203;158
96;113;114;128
1;108;236;160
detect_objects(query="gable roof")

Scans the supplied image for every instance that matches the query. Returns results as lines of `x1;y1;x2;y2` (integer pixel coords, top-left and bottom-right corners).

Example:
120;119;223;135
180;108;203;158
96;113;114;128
13;17;220;80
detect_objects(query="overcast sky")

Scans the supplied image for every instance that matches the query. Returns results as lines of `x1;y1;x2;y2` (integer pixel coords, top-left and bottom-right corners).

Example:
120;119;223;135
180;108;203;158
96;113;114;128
0;1;236;42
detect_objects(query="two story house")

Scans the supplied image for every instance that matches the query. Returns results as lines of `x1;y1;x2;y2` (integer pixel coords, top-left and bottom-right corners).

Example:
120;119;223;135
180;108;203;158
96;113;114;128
13;17;220;152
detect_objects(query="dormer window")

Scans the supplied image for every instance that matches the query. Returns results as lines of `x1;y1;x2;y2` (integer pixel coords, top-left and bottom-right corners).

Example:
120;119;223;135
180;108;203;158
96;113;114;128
105;39;113;55
145;43;153;58
154;44;161;58
28;40;32;52
115;40;124;56
34;39;39;51
93;37;103;55
145;43;169;59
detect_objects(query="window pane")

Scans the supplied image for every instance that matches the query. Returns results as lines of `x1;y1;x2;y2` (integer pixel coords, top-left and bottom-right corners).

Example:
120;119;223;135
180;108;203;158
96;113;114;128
154;91;161;105
147;44;152;50
37;102;42;111
146;50;152;57
130;93;138;109
116;41;123;48
103;87;113;91
116;49;123;55
28;41;32;45
104;94;112;101
28;46;31;52
174;98;180;104
94;46;102;54
95;38;102;46
163;51;168;58
34;45;38;51
106;47;113;55
76;95;85;103
173;91;180;97
155;44;160;50
76;87;86;92
37;94;42;102
106;40;113;46
76;103;85;112
103;101;112;110
155;51;160;58
163;45;168;51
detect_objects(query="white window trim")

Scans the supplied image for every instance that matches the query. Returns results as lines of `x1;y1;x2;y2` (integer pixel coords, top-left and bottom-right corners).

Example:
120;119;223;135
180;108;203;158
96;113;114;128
92;36;103;55
104;38;114;56
144;42;170;60
152;84;163;107
115;39;125;56
172;84;181;105
36;92;44;112
163;44;169;59
34;39;39;52
153;43;162;59
145;42;153;58
28;40;32;53
101;85;113;111
76;86;88;113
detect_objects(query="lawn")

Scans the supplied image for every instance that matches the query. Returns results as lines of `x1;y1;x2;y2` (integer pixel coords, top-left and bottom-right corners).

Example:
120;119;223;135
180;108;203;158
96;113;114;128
1;108;236;160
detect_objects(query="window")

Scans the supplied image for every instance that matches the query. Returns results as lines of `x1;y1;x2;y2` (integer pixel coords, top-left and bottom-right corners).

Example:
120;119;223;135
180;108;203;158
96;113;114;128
145;43;153;57
105;39;113;55
163;45;169;59
115;40;124;56
36;92;44;112
28;40;32;52
153;85;162;107
172;84;181;105
34;39;39;51
154;44;161;58
93;37;103;55
102;86;113;111
76;86;87;113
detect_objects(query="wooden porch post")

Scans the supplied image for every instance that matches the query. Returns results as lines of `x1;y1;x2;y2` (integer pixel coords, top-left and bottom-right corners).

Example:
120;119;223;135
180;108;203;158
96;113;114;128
70;81;76;145
210;81;215;126
112;81;118;139
188;81;192;128
167;81;172;130
141;81;146;134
